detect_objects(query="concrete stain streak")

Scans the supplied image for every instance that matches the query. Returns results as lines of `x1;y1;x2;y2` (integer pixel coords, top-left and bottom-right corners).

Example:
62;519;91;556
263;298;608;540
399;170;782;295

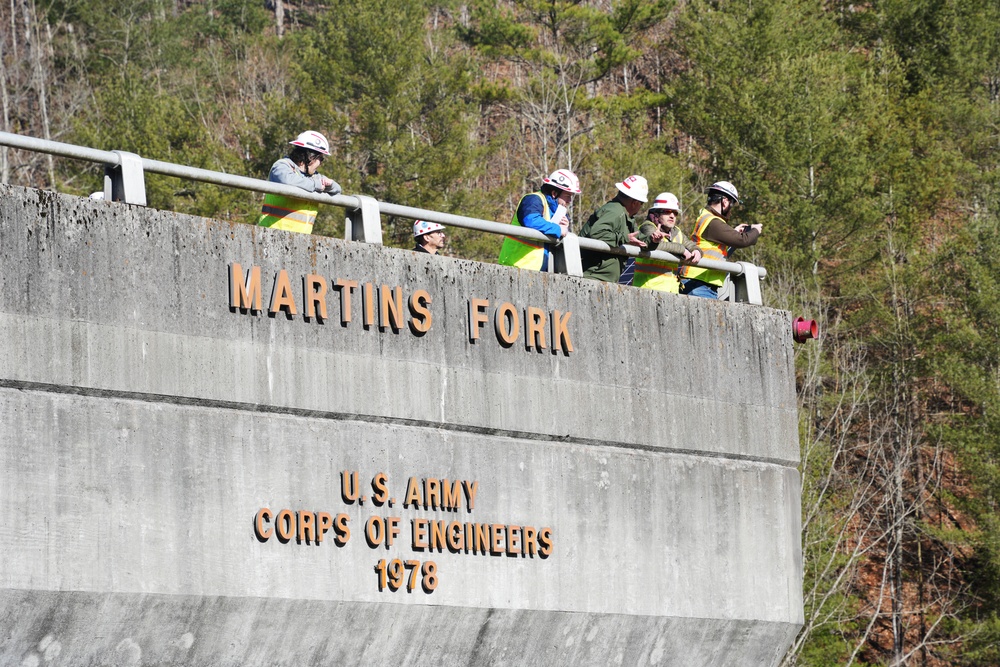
0;377;794;468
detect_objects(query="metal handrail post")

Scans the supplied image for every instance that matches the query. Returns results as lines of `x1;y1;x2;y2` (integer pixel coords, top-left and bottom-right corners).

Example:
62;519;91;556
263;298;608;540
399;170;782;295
105;151;146;205
346;195;383;244
552;233;583;277
732;261;763;305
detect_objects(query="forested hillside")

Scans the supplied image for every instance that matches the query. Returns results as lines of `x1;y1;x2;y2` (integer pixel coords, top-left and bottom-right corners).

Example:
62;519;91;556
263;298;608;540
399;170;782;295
2;0;999;664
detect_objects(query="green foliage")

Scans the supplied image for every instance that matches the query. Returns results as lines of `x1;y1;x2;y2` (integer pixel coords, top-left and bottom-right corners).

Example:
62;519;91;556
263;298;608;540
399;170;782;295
70;71;244;216
797;433;864;667
951;614;1000;666
931;218;1000;628
193;0;271;39
298;0;482;245
666;1;1000;664
460;0;670;81
575;104;688;217
19;1;1000;663
671;0;897;277
459;0;673;188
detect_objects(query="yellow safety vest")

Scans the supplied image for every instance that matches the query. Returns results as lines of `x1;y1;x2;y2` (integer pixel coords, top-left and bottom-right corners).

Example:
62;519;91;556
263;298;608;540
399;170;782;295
634;228;689;293
679;208;728;287
258;192;319;234
498;192;550;270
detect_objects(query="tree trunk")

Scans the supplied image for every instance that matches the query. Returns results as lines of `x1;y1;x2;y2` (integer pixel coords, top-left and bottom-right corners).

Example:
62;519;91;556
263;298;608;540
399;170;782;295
8;0;16;61
24;0;53;186
0;31;9;183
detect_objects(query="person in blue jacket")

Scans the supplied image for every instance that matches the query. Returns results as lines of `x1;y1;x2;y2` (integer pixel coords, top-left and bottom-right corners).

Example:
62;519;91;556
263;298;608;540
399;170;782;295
497;169;581;271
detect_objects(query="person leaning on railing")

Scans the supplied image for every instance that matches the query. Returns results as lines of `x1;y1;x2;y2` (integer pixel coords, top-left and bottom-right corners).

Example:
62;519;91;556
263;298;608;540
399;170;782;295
498;169;581;271
679;181;762;299
633;192;702;294
579;175;655;283
257;130;342;234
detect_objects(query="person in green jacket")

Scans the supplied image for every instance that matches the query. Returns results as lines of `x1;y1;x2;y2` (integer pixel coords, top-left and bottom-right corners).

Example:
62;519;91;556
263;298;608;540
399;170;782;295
580;175;653;282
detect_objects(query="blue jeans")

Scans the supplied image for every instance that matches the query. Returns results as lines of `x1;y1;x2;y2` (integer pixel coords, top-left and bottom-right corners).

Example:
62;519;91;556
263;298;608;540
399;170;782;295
680;278;719;299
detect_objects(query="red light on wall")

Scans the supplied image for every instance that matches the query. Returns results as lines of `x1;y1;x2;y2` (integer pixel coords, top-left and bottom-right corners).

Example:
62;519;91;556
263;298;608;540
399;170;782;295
793;317;818;343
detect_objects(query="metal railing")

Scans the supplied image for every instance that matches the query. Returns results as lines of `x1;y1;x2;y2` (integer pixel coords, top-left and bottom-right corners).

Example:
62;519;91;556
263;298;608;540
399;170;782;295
0;131;766;304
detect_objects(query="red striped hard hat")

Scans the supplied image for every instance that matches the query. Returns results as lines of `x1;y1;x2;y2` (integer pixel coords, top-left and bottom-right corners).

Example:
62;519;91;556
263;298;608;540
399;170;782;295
649;192;681;213
615;175;649;203
543;169;582;194
289;131;331;156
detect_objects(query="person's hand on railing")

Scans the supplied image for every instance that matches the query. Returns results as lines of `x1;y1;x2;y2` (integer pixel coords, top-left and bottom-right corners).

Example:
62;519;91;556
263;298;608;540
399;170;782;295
319;176;342;196
678;248;702;265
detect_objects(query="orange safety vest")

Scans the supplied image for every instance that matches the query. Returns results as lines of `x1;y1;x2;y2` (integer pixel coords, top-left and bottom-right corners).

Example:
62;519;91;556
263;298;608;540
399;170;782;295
258;192;319;234
633;228;689;293
679;208;729;287
497;192;550;270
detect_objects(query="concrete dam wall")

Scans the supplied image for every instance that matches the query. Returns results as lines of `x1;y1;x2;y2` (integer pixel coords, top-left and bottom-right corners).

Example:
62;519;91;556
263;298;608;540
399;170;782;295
0;185;803;666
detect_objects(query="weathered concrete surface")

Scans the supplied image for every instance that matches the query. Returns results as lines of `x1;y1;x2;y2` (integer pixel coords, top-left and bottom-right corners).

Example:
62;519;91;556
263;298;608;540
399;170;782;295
1;591;797;667
0;185;802;665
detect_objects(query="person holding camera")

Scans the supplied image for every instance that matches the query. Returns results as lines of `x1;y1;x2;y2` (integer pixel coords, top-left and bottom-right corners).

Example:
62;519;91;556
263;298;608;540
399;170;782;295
679;181;761;299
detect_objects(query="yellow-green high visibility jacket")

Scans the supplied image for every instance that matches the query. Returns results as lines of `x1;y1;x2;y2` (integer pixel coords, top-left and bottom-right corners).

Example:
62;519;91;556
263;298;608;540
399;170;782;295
497;192;551;270
679;208;729;287
634;227;691;293
258;193;319;234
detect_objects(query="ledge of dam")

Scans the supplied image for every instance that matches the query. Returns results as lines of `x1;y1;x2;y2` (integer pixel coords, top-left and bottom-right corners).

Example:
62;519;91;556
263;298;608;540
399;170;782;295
0;185;802;666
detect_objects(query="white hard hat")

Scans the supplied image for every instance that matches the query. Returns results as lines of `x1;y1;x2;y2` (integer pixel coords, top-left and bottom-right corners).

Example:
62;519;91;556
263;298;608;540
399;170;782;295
707;180;741;204
414;220;445;237
649;192;681;213
289;130;331;156
615;175;649;203
543;169;582;194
